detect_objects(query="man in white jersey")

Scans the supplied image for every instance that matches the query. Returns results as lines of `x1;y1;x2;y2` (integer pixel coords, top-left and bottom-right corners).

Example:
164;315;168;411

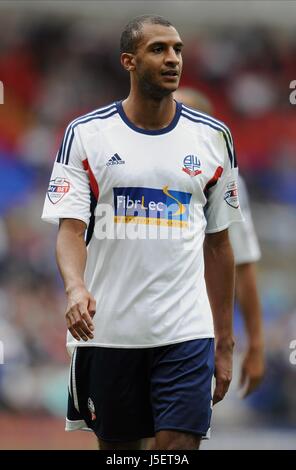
174;88;265;397
42;15;243;450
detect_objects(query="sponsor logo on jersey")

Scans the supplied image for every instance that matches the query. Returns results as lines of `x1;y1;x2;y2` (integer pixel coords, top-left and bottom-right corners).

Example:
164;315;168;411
47;177;70;204
224;180;239;208
182;155;202;177
88;397;96;421
106;153;125;166
113;186;192;227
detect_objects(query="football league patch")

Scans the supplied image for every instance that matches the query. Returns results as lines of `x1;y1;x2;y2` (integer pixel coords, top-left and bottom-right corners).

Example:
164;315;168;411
224;180;239;208
47;177;70;204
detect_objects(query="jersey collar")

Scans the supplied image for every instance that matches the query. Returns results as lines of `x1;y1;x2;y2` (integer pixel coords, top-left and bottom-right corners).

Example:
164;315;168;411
116;100;182;135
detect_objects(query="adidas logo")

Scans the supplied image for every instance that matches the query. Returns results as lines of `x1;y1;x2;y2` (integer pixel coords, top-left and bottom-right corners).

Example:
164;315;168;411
106;153;125;166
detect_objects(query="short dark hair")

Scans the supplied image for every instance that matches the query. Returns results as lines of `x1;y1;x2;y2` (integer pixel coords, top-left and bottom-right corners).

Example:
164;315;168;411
120;15;173;54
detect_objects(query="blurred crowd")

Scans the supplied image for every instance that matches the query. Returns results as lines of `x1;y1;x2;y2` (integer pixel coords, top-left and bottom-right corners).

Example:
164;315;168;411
0;14;295;423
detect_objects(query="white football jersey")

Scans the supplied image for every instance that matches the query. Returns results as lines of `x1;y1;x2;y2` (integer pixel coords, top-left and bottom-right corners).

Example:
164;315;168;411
229;175;261;265
42;101;243;348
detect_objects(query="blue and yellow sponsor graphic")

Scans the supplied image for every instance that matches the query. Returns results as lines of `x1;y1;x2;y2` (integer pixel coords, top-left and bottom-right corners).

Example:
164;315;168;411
113;187;192;227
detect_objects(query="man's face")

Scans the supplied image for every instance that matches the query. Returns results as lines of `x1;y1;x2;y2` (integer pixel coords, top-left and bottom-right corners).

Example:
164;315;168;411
132;23;183;98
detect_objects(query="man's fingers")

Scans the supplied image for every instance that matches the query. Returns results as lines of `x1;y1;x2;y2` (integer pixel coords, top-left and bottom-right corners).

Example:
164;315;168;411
88;297;96;317
77;303;94;337
75;326;90;342
82;311;94;331
239;350;265;398
213;389;223;405
69;320;90;342
242;376;261;398
239;376;250;398
67;315;81;341
65;289;96;340
68;328;81;341
239;363;263;397
66;313;80;339
67;307;94;339
66;312;83;341
77;318;94;339
213;386;224;405
213;378;231;405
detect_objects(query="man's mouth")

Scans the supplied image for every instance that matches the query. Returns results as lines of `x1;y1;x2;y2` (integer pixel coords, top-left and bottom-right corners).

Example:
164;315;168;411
161;70;178;77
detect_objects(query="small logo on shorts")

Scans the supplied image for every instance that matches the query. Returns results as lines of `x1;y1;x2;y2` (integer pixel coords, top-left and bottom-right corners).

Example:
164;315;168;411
88;397;96;421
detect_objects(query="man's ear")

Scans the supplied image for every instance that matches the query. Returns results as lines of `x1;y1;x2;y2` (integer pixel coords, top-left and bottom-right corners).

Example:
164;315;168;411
121;53;136;72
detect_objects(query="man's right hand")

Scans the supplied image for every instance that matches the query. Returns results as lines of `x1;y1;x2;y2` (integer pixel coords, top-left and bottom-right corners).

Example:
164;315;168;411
213;339;234;405
65;285;96;341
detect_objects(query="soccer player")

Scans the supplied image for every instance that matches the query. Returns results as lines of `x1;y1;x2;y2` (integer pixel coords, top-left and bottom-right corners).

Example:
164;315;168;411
42;15;243;450
174;87;265;397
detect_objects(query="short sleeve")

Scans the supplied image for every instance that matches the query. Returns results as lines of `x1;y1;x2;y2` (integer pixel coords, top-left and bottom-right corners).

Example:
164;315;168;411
228;176;261;264
204;129;244;233
41;125;91;226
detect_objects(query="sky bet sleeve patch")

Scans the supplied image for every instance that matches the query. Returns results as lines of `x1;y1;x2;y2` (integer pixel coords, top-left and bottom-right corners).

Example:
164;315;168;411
224;180;239;209
47;177;70;204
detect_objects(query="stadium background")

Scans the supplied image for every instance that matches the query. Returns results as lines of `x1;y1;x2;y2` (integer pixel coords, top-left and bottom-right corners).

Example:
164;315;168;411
0;0;295;449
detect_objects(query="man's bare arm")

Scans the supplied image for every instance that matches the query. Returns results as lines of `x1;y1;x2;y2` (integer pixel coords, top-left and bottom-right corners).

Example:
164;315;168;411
204;229;235;405
56;218;96;342
236;263;264;396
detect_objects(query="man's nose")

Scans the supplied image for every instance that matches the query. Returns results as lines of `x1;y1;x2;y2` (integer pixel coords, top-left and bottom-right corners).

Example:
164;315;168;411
164;48;180;65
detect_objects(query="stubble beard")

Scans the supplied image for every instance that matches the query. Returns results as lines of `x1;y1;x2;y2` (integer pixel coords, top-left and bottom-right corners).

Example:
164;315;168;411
137;69;176;100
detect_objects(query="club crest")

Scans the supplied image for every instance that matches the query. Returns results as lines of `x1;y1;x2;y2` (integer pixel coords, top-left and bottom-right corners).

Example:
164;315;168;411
88;397;96;421
182;155;202;177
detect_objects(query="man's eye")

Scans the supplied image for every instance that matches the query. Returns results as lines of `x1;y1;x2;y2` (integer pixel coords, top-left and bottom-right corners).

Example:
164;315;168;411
175;48;182;54
153;47;163;53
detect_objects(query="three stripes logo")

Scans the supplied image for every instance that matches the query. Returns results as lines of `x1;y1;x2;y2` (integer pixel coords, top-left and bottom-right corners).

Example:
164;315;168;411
106;153;125;167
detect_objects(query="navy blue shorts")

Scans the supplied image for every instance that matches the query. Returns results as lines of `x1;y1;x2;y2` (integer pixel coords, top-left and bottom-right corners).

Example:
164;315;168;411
66;338;214;442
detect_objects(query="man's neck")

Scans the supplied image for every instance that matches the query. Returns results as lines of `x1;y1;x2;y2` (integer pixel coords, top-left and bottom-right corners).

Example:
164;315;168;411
122;92;176;131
